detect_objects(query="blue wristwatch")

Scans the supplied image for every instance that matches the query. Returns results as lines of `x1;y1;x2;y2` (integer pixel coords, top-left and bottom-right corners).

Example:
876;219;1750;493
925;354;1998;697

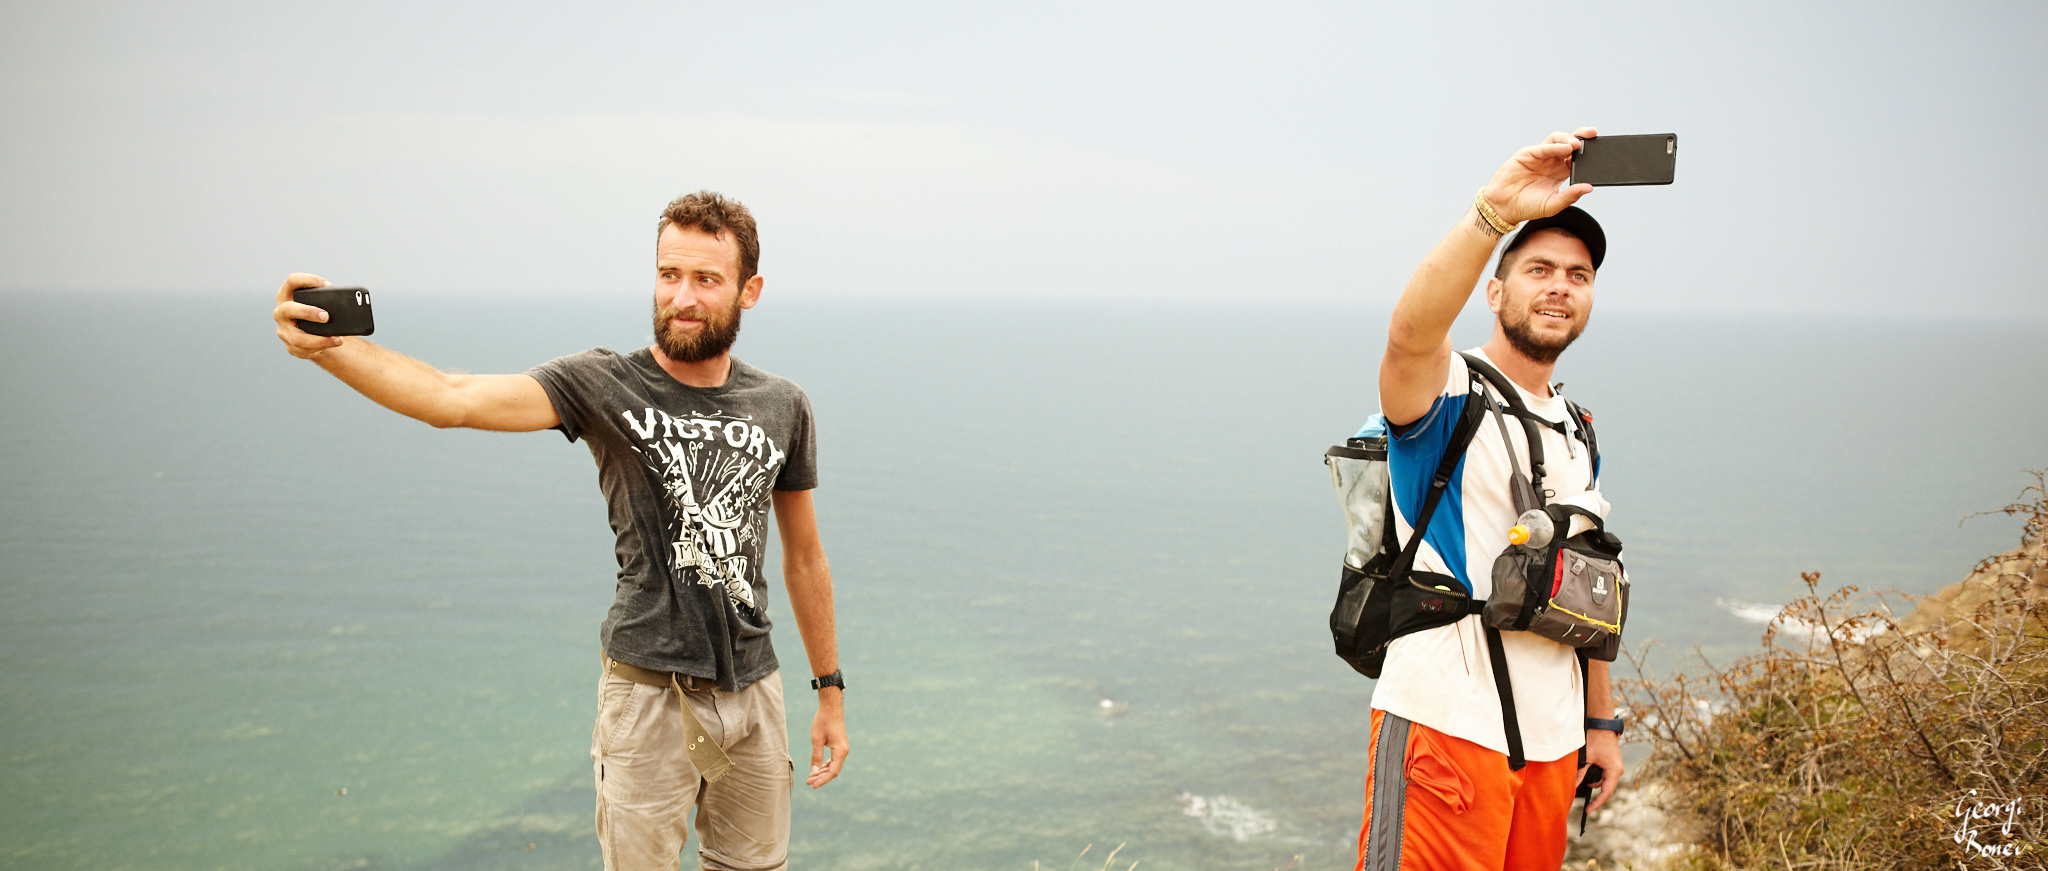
1585;716;1625;735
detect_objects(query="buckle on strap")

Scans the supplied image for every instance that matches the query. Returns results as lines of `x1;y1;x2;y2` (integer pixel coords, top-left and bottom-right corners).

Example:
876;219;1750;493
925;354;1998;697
601;653;735;782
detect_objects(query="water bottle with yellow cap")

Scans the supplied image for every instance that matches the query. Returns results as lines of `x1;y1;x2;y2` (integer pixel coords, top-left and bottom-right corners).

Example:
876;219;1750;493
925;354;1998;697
1506;508;1554;549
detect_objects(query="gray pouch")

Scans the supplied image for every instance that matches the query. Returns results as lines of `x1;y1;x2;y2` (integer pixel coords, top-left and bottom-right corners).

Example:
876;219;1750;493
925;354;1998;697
1483;505;1628;659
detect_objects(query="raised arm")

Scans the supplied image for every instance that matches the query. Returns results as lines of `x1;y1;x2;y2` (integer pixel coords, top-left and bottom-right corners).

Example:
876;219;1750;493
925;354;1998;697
273;273;560;432
1379;128;1597;425
771;488;847;789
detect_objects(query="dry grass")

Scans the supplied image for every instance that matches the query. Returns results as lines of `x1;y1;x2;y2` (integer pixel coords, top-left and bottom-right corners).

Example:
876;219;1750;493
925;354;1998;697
1621;471;2048;870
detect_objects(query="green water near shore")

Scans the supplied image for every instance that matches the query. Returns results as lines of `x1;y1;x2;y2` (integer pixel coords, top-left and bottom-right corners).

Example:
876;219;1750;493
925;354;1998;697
2;294;2041;870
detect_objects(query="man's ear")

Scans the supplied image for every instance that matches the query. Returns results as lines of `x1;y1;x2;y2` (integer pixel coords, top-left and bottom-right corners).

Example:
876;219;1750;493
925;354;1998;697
739;274;765;310
1485;277;1505;315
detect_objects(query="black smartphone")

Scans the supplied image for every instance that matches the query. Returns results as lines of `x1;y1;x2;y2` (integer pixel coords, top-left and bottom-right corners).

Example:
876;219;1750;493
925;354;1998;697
292;286;376;337
1572;134;1677;186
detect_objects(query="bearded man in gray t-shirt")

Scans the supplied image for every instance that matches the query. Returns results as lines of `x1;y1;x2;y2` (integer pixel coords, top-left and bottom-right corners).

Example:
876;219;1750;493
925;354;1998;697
271;191;846;871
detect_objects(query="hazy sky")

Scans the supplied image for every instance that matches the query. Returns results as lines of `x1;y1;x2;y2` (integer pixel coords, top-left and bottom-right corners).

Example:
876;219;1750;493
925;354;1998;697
4;1;2044;314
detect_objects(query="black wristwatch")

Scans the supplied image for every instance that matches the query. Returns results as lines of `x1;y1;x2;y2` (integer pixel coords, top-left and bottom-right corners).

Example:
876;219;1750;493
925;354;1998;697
1585;716;1625;735
810;670;845;691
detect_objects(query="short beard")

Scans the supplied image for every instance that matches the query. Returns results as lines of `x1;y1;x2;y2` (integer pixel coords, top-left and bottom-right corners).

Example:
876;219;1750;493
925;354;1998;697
1499;306;1584;365
652;295;744;363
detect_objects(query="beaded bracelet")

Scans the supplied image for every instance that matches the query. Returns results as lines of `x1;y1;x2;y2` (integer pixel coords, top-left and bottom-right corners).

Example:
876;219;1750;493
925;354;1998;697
1473;189;1517;235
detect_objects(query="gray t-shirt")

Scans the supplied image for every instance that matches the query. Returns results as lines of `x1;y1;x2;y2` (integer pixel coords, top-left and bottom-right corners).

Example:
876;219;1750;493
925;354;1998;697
527;348;817;690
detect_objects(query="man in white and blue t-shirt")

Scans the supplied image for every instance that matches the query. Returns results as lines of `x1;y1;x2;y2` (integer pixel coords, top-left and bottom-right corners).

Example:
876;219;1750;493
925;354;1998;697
1353;128;1626;871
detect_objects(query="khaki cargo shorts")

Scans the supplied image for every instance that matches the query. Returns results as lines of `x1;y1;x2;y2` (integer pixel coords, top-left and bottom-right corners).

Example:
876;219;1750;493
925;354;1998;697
592;663;793;871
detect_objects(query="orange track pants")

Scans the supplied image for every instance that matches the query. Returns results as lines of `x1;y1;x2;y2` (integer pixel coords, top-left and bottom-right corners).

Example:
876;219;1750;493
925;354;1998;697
1353;709;1579;871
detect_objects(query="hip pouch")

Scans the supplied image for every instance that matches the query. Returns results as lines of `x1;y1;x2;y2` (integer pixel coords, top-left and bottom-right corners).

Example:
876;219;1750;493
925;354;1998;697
1483;504;1628;661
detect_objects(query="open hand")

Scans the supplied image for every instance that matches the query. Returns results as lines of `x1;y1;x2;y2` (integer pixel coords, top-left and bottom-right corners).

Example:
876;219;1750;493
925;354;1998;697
807;693;848;788
1483;127;1598;225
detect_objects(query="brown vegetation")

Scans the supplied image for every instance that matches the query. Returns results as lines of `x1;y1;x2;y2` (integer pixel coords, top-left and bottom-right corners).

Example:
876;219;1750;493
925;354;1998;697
1620;471;2048;870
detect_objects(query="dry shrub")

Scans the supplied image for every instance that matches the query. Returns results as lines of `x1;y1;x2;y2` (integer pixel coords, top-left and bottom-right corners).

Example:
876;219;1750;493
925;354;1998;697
1623;472;2048;870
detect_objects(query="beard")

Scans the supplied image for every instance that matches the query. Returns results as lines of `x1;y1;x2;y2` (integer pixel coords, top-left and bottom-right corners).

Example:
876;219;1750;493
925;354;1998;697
652;294;744;363
1499;302;1586;365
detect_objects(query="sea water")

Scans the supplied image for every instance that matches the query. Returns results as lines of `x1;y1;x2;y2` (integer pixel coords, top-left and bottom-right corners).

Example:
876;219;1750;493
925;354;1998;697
2;293;2041;870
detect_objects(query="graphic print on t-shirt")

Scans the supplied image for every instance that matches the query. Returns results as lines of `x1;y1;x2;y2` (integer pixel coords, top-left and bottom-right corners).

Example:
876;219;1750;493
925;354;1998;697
618;406;788;613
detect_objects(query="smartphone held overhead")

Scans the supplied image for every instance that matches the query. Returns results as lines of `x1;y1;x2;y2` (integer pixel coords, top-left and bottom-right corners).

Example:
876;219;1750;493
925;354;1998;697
1572;134;1677;187
293;286;376;337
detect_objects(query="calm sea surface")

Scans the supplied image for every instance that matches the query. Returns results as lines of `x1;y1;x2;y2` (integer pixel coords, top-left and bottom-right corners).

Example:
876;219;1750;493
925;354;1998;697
2;293;2042;870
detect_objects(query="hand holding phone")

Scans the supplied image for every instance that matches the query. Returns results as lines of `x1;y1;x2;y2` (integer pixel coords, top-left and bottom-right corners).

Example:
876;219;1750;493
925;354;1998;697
273;274;369;359
291;286;376;337
1484;127;1600;226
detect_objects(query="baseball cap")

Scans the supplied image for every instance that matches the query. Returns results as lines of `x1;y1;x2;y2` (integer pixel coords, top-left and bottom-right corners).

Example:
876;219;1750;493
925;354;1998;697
1501;205;1605;271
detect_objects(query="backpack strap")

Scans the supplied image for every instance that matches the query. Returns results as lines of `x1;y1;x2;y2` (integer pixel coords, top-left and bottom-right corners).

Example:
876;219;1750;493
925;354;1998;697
1459;353;1553;495
1383;371;1492;587
1358;371;1495;670
1484;631;1595;774
1483;626;1525;770
1506;407;1570;437
1474;376;1543;515
1460;354;1603;485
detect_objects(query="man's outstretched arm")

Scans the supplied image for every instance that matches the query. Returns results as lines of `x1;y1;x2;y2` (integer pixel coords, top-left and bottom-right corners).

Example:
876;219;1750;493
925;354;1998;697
272;273;559;432
771;488;847;789
1379;128;1597;425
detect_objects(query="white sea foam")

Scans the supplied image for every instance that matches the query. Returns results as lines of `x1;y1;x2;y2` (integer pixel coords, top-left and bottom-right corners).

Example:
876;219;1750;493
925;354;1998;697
1717;598;1781;624
1175;793;1277;842
1718;598;1886;643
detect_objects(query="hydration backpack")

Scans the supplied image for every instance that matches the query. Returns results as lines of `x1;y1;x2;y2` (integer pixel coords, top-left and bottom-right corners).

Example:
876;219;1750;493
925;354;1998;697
1324;353;1621;769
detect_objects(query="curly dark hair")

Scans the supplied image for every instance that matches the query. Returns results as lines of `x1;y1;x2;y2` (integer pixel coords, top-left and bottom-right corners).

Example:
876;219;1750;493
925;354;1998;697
657;190;760;284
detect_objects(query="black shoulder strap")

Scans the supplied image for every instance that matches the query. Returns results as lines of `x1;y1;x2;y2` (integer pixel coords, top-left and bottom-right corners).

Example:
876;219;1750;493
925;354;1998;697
1384;370;1492;585
1458;352;1518;404
1461;355;1604;491
1484;626;1525;770
1459;353;1552;493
